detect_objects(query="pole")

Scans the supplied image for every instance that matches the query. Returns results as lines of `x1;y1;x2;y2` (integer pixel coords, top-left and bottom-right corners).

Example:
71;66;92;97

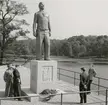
98;78;100;95
61;93;63;105
74;72;76;86
106;89;108;105
59;68;60;80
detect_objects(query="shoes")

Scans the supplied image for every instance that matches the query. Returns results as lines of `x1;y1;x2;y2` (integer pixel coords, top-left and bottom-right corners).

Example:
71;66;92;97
14;98;17;100
36;58;51;60
44;58;50;60
80;101;83;103
18;99;23;101
87;92;91;95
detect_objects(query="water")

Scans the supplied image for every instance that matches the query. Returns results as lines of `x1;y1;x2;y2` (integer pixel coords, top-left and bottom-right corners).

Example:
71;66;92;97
58;61;108;79
1;59;108;94
58;61;108;95
23;60;108;90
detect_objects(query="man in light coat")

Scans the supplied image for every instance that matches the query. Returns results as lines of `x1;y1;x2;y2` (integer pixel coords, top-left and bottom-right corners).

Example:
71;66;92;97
87;64;96;94
4;64;14;97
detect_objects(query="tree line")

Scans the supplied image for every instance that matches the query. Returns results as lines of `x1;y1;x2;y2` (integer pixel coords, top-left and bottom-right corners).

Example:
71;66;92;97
1;0;108;65
51;35;108;58
5;35;108;59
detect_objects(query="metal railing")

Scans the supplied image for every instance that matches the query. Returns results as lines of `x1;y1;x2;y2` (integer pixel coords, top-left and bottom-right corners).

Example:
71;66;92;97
58;68;108;95
0;89;108;105
0;67;108;105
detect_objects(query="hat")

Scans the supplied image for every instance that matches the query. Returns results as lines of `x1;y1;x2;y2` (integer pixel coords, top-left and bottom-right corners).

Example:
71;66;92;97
81;67;85;71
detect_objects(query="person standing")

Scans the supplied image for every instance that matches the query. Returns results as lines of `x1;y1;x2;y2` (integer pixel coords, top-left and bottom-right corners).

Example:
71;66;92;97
4;63;14;97
33;2;51;60
13;65;22;101
79;67;88;104
87;64;96;94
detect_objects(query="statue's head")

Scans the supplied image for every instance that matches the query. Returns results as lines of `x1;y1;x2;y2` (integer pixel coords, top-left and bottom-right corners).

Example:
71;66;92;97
39;2;44;10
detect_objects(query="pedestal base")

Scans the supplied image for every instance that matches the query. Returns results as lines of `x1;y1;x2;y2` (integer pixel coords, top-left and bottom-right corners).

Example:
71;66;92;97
30;60;57;93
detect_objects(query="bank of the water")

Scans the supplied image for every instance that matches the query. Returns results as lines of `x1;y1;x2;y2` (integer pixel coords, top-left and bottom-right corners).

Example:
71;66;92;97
57;60;108;94
58;61;108;79
1;57;108;91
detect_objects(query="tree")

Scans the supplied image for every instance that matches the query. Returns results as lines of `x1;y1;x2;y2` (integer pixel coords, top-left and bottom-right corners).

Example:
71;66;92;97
61;41;73;57
50;39;62;56
79;45;87;57
0;0;29;65
72;41;80;57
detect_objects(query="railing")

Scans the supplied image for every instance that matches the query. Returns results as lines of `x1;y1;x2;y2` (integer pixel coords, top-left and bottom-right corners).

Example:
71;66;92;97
58;68;108;95
0;68;108;105
0;89;108;105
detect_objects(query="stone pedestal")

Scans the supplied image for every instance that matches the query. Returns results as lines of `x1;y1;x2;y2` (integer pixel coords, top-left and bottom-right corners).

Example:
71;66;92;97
30;60;57;93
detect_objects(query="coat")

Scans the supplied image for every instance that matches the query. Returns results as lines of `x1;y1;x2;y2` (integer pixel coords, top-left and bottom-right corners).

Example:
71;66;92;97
79;72;88;91
88;68;96;80
4;68;14;97
13;68;21;97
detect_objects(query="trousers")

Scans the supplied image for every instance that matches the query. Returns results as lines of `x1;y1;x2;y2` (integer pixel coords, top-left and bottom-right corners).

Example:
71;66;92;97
79;83;87;103
80;92;87;103
36;31;50;60
87;80;92;94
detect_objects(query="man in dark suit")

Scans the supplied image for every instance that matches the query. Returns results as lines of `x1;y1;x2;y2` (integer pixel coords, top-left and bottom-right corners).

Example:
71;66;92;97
79;67;88;103
13;65;22;101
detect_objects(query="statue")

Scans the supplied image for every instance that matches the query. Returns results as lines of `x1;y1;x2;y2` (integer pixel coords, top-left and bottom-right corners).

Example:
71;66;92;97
33;2;51;60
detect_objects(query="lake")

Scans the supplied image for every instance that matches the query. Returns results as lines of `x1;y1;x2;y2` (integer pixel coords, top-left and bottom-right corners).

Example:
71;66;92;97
58;61;108;79
1;57;108;94
24;57;108;91
57;60;108;94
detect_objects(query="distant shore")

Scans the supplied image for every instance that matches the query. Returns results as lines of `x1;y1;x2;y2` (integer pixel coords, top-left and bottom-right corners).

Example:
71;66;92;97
1;56;108;66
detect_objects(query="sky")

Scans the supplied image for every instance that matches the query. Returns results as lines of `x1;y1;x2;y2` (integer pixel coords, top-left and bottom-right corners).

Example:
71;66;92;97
16;0;108;39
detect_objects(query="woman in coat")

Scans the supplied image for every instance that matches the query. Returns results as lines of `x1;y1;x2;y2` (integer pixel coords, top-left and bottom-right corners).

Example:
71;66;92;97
13;65;22;101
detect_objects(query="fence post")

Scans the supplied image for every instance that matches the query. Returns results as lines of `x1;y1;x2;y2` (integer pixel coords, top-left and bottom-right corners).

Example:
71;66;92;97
59;68;60;80
61;93;63;105
0;100;1;105
106;89;108;105
98;78;100;95
74;72;76;86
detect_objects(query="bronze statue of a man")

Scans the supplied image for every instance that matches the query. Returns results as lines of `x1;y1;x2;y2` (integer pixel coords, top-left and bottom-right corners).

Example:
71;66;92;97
33;2;51;60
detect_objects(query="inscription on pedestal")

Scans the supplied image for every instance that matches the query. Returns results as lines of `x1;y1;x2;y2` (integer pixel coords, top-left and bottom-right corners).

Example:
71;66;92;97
42;66;53;82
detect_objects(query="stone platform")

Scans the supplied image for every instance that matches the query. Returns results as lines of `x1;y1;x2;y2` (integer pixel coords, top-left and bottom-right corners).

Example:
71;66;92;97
30;60;57;93
0;64;106;105
0;80;106;105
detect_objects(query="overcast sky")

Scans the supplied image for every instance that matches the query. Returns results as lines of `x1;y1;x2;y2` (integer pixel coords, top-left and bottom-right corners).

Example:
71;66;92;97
17;0;108;39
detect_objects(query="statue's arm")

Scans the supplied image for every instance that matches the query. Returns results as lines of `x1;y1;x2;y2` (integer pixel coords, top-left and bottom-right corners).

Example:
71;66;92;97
33;13;37;37
48;16;51;36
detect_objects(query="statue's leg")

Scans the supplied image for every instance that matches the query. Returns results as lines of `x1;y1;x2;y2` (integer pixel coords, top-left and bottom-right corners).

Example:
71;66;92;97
36;32;44;60
44;32;50;60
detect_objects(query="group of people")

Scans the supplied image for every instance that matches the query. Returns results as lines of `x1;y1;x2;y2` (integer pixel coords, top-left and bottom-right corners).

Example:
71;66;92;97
79;64;96;104
3;63;22;101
